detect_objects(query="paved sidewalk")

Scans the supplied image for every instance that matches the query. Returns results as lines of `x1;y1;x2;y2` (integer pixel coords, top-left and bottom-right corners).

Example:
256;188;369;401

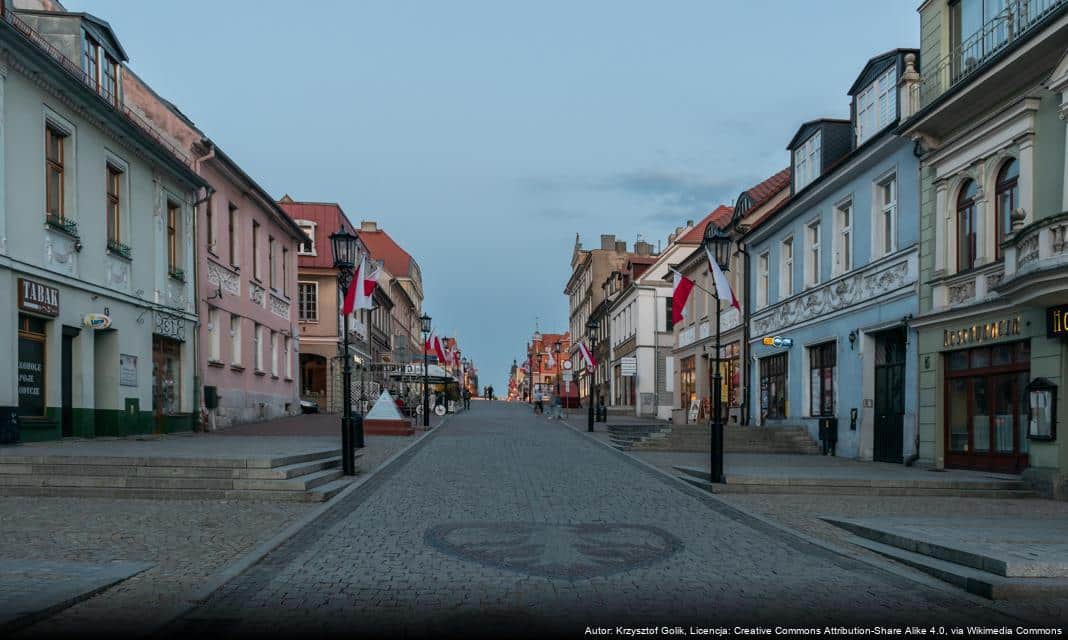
166;401;1046;637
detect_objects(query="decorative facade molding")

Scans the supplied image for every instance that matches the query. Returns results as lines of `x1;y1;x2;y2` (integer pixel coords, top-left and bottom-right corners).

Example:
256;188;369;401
269;292;290;320
250;281;265;306
104;255;131;291
43;229;77;276
207;260;240;296
751;254;915;337
948;279;976;305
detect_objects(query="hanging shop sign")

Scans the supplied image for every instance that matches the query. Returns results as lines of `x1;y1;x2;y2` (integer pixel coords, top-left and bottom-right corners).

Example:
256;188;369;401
761;336;794;348
17;278;59;317
943;316;1020;348
1047;304;1068;339
83;313;111;330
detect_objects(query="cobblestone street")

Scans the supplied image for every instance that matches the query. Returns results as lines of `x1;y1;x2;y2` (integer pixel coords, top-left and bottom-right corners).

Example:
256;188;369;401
167;401;1051;638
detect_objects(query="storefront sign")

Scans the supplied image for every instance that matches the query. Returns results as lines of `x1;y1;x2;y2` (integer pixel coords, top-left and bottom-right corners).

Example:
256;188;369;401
84;313;111;330
1046;304;1068;338
621;357;637;377
761;336;793;348
943;316;1021;348
17;337;45;416
119;354;138;387
17;278;59;317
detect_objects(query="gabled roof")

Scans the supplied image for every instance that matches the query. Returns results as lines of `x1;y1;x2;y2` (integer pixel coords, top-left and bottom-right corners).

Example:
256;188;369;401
677;205;732;244
786;118;850;150
359;227;416;279
746;168;791;208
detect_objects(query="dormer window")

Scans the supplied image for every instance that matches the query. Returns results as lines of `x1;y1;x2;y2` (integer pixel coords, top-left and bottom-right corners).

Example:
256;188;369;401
793;131;821;192
81;32;121;106
855;67;896;146
82;36;99;87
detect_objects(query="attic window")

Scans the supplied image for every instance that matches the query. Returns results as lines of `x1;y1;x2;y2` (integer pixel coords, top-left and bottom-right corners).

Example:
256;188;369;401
793;131;821;192
855;66;896;146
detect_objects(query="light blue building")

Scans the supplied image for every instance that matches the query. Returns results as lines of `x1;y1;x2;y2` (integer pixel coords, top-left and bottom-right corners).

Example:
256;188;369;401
745;50;921;462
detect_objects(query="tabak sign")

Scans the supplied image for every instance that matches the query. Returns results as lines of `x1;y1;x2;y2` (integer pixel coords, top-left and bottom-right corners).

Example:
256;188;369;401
18;278;59;317
1048;304;1068;339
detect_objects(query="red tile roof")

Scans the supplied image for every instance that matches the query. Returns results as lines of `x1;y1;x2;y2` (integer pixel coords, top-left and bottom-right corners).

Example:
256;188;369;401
359;228;415;279
277;198;357;270
677;205;733;243
746;168;791;209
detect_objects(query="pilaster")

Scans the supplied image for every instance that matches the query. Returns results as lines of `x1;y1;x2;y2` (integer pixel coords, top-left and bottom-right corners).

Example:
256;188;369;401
933;181;947;274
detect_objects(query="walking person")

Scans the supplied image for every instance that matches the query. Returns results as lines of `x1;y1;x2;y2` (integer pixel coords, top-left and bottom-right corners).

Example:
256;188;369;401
462;387;471;410
549;390;562;420
533;390;544;415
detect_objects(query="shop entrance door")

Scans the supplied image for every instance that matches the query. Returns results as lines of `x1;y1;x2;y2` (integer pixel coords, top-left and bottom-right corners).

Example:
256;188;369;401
873;329;905;463
152;336;181;434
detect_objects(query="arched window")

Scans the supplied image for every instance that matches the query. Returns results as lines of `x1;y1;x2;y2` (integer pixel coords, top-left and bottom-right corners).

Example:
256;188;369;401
957;179;977;272
994;158;1019;259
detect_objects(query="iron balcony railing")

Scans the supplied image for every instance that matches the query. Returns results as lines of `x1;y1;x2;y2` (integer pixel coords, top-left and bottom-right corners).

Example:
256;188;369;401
916;0;1068;110
0;6;193;169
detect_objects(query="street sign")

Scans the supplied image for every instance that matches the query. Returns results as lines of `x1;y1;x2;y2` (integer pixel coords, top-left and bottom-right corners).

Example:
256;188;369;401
562;373;573;382
621;356;637;377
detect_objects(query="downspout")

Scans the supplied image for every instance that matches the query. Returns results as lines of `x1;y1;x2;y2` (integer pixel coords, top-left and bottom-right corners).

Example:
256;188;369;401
738;241;751;426
903;312;921;466
192;141;216;431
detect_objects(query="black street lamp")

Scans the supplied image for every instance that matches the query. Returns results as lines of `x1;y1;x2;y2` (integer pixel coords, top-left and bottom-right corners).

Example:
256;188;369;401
553;342;562;405
704;220;733;484
330;227;360;476
420;312;432;428
586;319;597;432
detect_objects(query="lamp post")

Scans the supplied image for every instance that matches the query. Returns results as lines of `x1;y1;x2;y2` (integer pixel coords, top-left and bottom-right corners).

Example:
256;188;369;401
704;221;733;484
553;342;562;402
420;313;432;427
586;319;597;432
330;227;360;476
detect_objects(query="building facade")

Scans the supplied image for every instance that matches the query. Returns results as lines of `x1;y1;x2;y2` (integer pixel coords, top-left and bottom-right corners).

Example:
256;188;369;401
605;250;666;419
1;1;207;439
902;0;1068;495
746;49;922;461
278;197;365;413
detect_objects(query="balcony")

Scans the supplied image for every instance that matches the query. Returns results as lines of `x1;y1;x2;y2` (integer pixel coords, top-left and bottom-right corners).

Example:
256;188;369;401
907;0;1068;139
931;262;1005;311
996;212;1068;304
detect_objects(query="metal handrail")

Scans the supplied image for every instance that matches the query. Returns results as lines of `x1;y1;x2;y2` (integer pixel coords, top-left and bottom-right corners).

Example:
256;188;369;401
1;8;193;168
916;0;1066;110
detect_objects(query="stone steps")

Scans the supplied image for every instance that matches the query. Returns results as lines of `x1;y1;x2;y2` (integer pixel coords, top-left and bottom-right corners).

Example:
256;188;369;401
674;466;1037;498
610;422;820;454
0;450;357;502
822;519;1068;599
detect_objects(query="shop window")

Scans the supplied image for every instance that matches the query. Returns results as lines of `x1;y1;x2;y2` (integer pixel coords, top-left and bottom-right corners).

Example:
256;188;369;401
152;336;182;416
17;315;48;418
809;342;836;417
679;356;696;409
760;353;787;420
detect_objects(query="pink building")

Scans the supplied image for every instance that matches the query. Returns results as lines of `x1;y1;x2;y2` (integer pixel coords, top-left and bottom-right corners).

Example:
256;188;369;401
122;72;304;426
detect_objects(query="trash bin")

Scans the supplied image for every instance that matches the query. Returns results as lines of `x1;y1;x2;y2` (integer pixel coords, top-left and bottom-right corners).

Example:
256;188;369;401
0;407;19;445
818;417;838;456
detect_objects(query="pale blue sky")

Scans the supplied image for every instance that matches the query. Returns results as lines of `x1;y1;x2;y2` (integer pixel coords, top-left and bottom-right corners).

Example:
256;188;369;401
65;0;919;390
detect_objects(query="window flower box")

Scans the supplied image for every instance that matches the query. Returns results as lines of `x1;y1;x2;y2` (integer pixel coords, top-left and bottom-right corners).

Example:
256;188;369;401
107;240;133;260
45;214;79;238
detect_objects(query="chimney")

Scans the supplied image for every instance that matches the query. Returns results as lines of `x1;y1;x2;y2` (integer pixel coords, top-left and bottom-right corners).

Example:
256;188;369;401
668;233;677;244
615;240;627;253
635;241;653;256
361;220;378;232
600;234;615;251
686;219;694;227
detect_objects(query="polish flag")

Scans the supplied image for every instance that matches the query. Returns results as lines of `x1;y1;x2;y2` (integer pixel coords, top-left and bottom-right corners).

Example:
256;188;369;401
434;335;447;364
354;255;374;311
362;261;382;299
578;341;596;369
705;244;740;311
341;260;360;315
424;330;436;355
672;271;695;325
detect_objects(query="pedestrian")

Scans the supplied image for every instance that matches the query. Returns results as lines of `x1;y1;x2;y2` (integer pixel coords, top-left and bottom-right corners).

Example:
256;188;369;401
549;391;562;419
534;390;545;415
462;387;471;410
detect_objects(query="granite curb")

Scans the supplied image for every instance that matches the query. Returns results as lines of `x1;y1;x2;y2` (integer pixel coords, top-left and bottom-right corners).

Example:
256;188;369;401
557;417;1035;625
151;414;452;636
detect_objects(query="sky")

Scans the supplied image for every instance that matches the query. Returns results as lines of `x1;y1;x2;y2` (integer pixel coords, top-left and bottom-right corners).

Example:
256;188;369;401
64;0;919;391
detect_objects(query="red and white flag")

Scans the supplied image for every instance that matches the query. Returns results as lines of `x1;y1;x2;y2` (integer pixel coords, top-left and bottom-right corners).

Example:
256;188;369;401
341;262;360;316
354;255;374;311
546;349;556;368
362;261;382;299
433;335;447;364
705;244;740;310
672;271;695;325
578;341;596;369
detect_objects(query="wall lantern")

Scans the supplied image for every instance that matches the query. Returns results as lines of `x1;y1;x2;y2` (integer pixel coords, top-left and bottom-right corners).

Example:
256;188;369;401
1027;377;1057;441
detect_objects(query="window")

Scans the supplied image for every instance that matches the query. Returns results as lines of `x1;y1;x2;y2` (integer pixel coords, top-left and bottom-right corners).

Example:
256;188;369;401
834;200;852;275
228;204;238;267
806;220;821;287
106;165;122;247
254;324;264;372
855;67;897;146
876;175;897;257
284;337;292;378
809;342;836;417
780;238;794;299
995;159;1019;260
230;315;242;366
101;53;118;105
167;202;180;274
45;126;66;222
757;251;769;308
270;331;278;376
951;0;1011;75
282;247;289;296
268;235;276;289
205;196;215;253
17;314;47;418
82;36;99;89
252;220;261;280
793;131;821;192
297;222;316;255
298;282;318;322
760;353;787;420
679;356;696;409
208;307;221;361
665;297;674;331
957;179;978;272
